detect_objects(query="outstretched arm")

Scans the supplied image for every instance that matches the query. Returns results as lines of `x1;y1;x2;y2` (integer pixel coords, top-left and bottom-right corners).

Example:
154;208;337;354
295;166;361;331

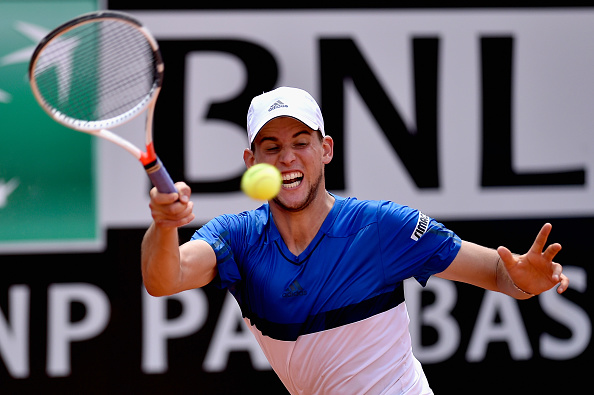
141;182;217;296
437;223;569;299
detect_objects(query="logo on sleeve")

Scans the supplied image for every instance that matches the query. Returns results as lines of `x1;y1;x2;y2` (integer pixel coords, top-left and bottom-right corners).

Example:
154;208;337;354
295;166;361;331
410;212;430;241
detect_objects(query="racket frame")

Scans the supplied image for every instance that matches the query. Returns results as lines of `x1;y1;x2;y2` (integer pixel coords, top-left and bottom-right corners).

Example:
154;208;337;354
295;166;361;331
28;11;176;193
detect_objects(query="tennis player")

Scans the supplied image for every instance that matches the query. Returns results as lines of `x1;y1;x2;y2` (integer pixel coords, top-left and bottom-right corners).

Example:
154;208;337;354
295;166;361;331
141;87;569;394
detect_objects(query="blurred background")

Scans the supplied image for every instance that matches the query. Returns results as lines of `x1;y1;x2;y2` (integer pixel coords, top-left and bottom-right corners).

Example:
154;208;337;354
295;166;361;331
1;1;591;393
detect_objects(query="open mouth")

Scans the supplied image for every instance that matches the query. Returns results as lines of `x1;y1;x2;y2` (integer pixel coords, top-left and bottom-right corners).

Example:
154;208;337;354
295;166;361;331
282;171;304;189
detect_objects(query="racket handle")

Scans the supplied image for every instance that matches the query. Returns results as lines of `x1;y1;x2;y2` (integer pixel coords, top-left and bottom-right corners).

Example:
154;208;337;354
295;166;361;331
145;158;177;194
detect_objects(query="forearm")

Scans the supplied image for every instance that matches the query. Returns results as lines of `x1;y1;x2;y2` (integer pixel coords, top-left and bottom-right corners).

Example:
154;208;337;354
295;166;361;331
438;241;534;299
141;222;184;296
142;182;217;295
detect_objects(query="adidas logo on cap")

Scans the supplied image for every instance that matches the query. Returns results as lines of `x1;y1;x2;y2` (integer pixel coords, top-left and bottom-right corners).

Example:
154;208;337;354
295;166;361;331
268;100;288;112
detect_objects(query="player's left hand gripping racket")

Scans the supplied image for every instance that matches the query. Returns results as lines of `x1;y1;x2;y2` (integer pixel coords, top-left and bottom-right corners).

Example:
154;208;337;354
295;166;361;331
29;10;176;193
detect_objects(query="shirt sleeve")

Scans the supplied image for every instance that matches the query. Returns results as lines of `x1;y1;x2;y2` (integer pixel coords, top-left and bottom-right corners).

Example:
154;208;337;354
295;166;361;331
376;201;461;286
191;215;243;290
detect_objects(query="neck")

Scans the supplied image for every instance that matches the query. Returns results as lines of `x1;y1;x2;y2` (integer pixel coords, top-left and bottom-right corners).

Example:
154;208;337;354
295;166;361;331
270;190;334;256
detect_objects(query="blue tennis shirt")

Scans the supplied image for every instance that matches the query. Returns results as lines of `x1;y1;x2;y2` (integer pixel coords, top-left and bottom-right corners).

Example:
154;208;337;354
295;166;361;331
192;195;461;341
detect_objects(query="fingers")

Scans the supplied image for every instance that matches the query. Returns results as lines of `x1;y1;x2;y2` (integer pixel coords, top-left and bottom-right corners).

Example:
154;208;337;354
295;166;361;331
150;182;186;203
532;223;564;287
543;242;562;262
549;260;560;280
150;182;191;202
496;245;515;266
557;273;570;294
176;182;192;203
149;182;195;227
530;222;552;253
498;232;568;297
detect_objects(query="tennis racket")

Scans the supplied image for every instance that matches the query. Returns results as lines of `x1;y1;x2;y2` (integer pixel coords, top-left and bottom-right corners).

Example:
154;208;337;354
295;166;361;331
28;10;176;193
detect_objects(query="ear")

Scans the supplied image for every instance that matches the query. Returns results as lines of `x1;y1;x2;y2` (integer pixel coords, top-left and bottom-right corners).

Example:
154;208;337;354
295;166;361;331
322;135;334;165
243;148;256;168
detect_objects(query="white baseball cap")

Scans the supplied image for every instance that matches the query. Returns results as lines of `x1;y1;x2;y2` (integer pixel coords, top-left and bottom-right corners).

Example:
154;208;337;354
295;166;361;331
246;87;325;145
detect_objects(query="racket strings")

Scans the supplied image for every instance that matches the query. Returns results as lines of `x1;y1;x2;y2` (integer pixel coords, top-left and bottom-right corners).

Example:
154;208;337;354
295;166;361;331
32;19;158;125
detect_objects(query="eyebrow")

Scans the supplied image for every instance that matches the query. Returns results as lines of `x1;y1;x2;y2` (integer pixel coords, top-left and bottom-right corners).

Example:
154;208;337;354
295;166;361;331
259;130;312;144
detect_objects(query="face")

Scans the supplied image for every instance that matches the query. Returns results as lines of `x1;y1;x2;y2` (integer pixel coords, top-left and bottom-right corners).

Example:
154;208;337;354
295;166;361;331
244;117;333;212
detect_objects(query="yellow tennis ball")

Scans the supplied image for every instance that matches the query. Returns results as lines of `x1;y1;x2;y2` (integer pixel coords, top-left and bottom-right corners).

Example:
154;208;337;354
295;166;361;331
241;163;282;201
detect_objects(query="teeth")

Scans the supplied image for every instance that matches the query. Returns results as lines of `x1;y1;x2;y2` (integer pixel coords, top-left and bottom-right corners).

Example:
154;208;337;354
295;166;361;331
283;180;301;189
282;171;303;189
283;171;303;181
